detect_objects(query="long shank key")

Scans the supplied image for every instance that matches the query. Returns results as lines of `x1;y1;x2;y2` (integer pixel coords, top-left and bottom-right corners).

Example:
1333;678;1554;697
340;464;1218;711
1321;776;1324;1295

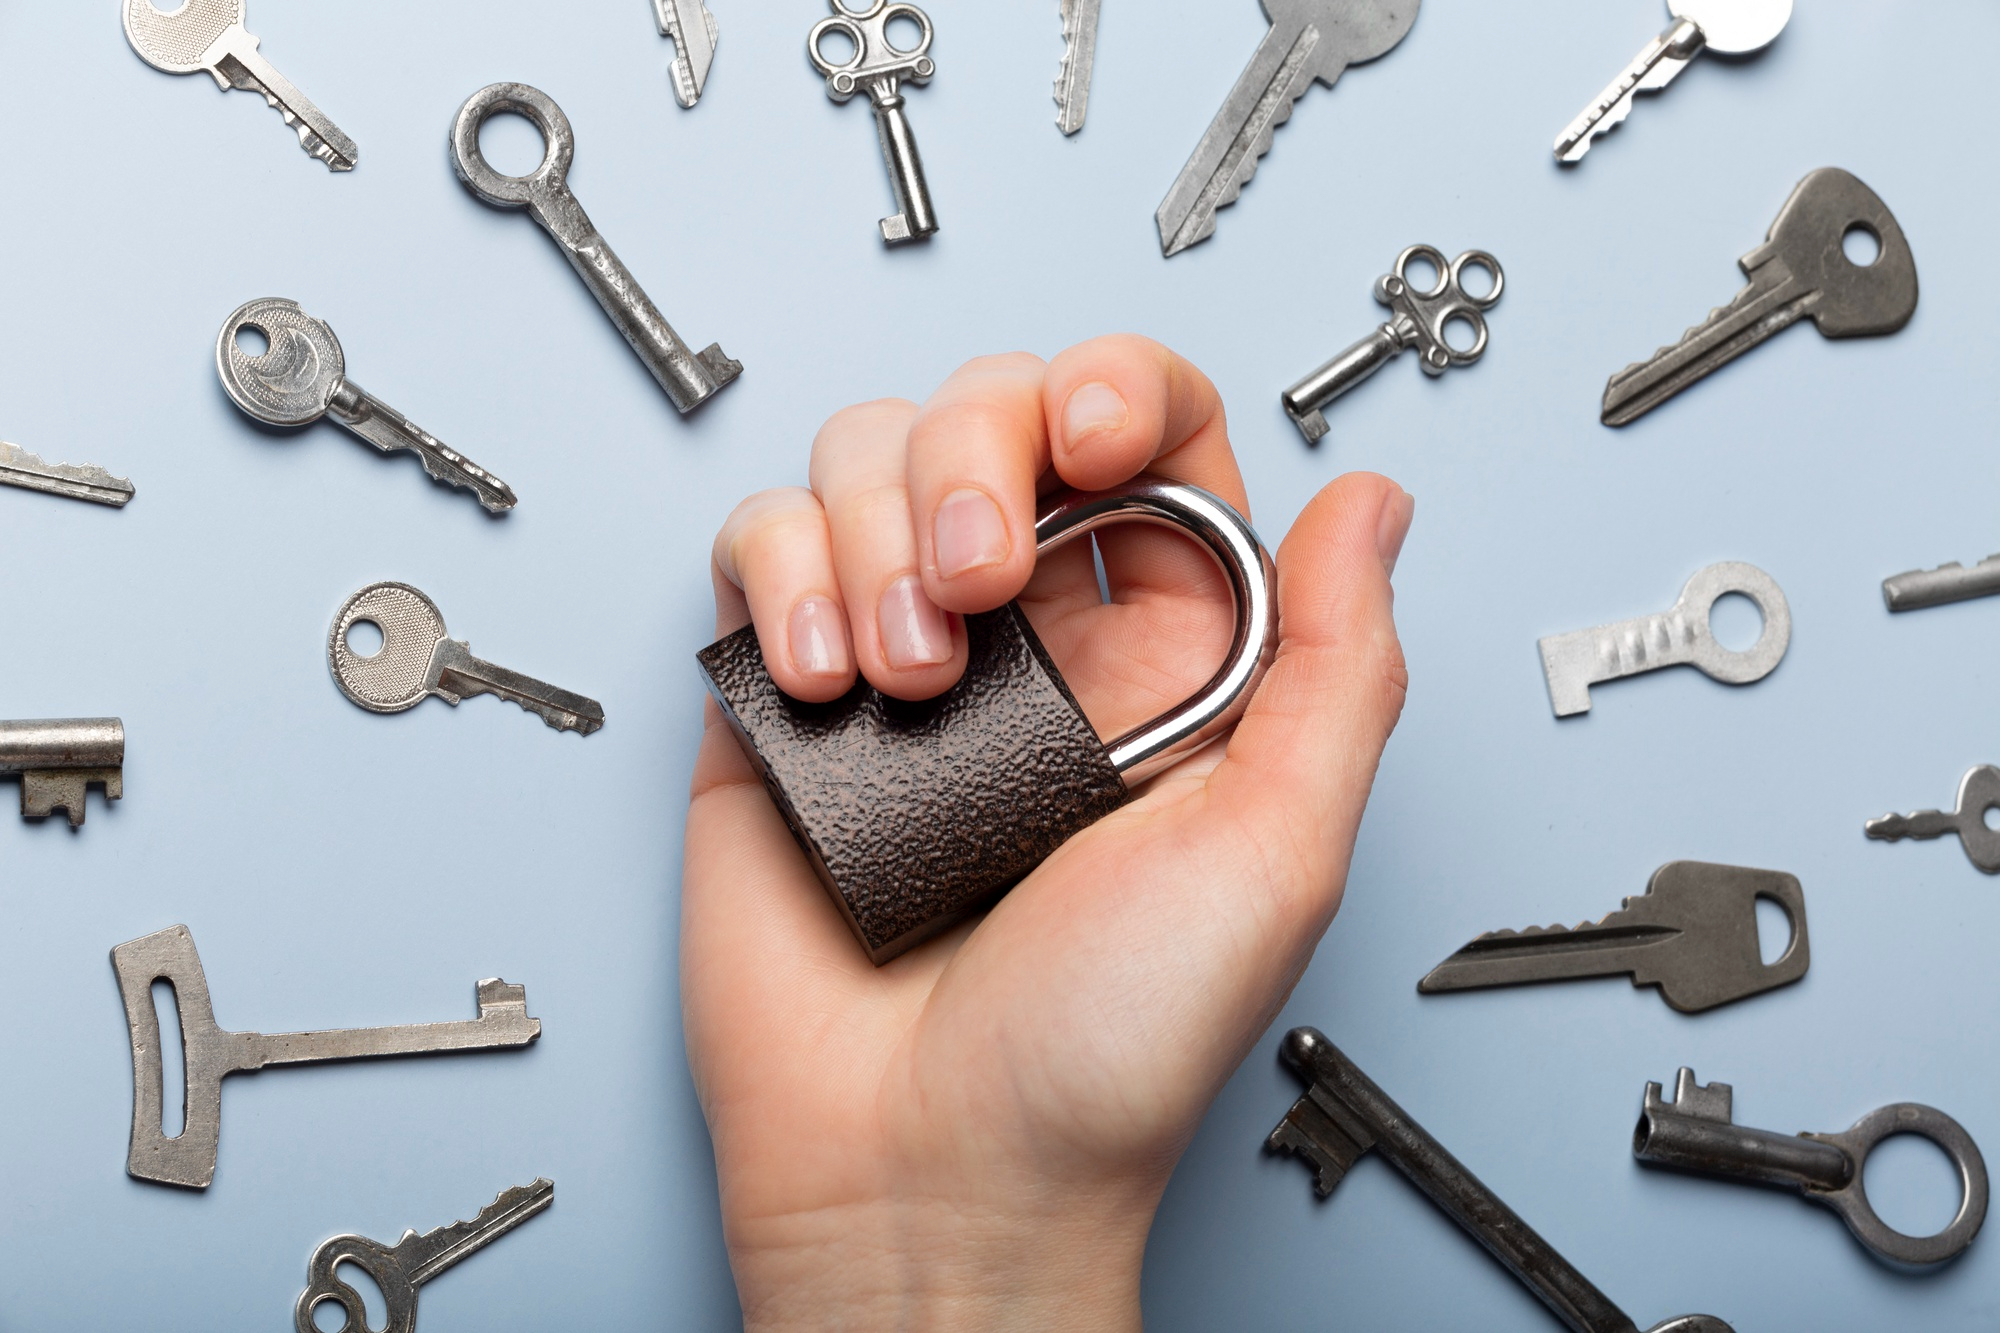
808;1;940;244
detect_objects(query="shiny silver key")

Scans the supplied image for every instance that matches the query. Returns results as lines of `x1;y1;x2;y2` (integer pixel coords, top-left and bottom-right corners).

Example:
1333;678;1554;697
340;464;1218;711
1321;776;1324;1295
122;0;356;171
0;441;134;508
1539;562;1790;716
809;1;940;245
1556;0;1791;164
1157;0;1419;258
1602;168;1918;427
1866;766;2000;874
329;583;605;736
297;1179;554;1333
1882;554;2000;612
451;84;743;413
0;718;124;826
217;299;517;514
1056;0;1103;135
655;0;720;107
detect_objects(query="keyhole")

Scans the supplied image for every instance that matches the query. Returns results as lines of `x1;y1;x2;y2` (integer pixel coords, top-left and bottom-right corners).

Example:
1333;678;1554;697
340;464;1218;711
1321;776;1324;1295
1456;259;1499;301
1754;896;1793;966
1982;804;2000;832
346;619;385;659
815;26;859;66
1442;315;1480;355
151;979;187;1140
314;1263;390;1333
1842;224;1882;267
1708;592;1764;652
234;324;270;358
884;13;924;52
1863;1134;1962;1238
1402;255;1442;296
477;110;549;178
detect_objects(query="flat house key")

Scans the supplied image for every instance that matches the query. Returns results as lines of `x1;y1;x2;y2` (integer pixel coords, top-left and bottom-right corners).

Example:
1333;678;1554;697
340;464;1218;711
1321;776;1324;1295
113;925;540;1189
0;718;124;826
0;441;134;508
329;583;605;736
1866;765;2000;874
1539;562;1790;717
1055;0;1103;136
1282;246;1504;444
122;0;357;171
297;1179;554;1333
1269;1029;1732;1333
216;299;517;514
1636;1069;1989;1266
1602;168;1918;427
1882;553;2000;613
1419;861;1810;1014
808;1;940;245
1156;0;1419;258
1556;0;1792;165
655;0;720;108
451;84;743;415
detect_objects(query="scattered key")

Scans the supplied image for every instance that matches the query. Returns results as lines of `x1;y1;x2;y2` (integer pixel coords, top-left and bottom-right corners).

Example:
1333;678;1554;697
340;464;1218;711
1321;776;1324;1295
1156;0;1419;258
452;83;743;414
122;0;356;171
0;441;134;508
1602;168;1918;427
655;0;720;108
329;582;605;736
1636;1069;1988;1267
0;718;124;827
808;1;940;244
112;924;541;1188
1268;1029;1734;1333
296;1179;554;1333
1282;245;1503;444
1419;861;1809;1013
1556;0;1791;165
216;299;517;514
1882;554;2000;613
1055;0;1103;136
1866;766;2000;874
1539;561;1790;716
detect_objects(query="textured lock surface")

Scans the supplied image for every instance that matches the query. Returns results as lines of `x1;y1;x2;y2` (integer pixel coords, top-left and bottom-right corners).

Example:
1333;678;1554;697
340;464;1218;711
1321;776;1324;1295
697;604;1129;963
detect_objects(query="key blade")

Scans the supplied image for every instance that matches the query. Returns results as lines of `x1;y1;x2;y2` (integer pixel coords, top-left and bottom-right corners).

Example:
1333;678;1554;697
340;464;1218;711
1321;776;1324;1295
1419;920;1682;993
1055;0;1102;135
1554;21;1700;164
1864;810;1960;843
1883;556;2000;612
431;641;606;736
214;34;357;171
400;1179;555;1286
655;0;718;108
1601;254;1812;426
0;441;135;507
329;382;518;513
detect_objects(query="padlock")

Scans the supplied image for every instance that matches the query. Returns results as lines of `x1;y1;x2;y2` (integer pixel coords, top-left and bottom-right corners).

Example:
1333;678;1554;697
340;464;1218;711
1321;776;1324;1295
696;475;1278;964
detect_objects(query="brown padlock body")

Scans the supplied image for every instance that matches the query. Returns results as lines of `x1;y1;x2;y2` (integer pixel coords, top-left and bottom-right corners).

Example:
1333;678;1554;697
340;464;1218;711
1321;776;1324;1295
697;604;1129;964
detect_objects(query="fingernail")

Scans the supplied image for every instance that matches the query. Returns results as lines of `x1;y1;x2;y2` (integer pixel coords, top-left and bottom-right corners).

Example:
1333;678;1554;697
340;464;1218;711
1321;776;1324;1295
933;488;1011;580
1063;381;1129;443
1377;489;1415;578
788;596;849;677
878;576;953;669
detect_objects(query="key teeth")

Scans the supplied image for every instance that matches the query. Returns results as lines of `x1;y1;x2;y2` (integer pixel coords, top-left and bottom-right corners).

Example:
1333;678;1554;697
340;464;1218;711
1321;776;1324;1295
20;768;121;826
1266;1113;1348;1199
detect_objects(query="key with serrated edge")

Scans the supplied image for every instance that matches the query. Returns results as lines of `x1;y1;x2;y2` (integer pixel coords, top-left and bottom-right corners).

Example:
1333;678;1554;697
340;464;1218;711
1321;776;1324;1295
1419;861;1810;1013
296;1179;554;1333
1055;0;1103;135
0;441;135;508
1866;765;2000;874
655;0;719;108
1602;168;1917;427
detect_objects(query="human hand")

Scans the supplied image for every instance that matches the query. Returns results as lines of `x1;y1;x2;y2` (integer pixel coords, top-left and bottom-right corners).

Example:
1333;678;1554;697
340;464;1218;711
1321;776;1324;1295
683;336;1413;1330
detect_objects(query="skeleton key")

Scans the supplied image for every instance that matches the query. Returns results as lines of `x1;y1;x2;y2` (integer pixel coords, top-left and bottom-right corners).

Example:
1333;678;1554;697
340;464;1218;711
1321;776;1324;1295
0;718;124;826
655;0;720;108
122;0;357;171
113;925;540;1188
1055;0;1103;136
451;84;743;414
1882;554;2000;612
1866;766;2000;874
0;441;135;508
297;1179;554;1333
1602;169;1918;427
1157;0;1419;258
1539;562;1790;717
216;299;516;514
1556;0;1791;164
329;583;604;736
808;1;940;244
1269;1029;1733;1333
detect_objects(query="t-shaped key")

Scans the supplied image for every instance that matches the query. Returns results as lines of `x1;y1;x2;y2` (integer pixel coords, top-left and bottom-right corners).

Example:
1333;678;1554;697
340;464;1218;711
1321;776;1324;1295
0;718;124;826
113;925;541;1189
1539;562;1790;717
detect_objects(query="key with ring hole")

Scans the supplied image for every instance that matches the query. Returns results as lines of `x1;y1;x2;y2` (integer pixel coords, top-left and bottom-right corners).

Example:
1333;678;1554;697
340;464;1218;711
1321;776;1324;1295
808;1;939;245
450;83;742;415
1866;765;2000;874
1538;562;1790;717
1636;1069;1989;1267
1281;246;1504;445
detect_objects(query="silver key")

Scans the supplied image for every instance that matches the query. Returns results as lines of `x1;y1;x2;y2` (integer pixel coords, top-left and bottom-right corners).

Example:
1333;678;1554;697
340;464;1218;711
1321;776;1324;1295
296;1180;554;1333
451;84;743;414
1556;0;1791;164
122;0;357;172
1539;562;1790;717
329;583;605;736
1602;168;1918;427
216;299;517;514
809;1;940;245
0;441;134;508
1882;554;2000;612
1156;0;1419;258
655;0;720;108
1056;0;1103;136
0;718;124;826
1866;766;2000;874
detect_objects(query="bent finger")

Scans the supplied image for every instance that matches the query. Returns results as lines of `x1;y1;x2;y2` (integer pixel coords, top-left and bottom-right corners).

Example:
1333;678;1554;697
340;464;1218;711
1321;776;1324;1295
712;487;856;704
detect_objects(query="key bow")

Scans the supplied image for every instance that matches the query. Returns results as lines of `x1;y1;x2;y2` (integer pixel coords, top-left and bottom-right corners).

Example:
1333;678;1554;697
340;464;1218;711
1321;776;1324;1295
1375;245;1504;375
809;0;934;102
296;1233;420;1333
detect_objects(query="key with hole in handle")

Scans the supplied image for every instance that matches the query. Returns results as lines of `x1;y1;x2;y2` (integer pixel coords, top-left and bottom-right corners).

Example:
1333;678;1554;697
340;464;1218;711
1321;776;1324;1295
0;718;124;826
1865;765;2000;874
1602;169;1917;427
1539;562;1790;717
217;299;517;514
809;1;940;244
113;925;540;1189
297;1179;554;1333
122;0;356;171
329;583;604;735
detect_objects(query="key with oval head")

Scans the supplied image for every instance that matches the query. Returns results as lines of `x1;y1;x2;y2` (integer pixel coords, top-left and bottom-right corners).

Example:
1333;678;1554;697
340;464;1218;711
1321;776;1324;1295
1602;169;1918;427
1866;765;2000;874
809;1;940;245
330;583;604;736
451;84;742;415
217;299;516;514
1157;0;1419;258
122;0;356;171
1557;0;1790;164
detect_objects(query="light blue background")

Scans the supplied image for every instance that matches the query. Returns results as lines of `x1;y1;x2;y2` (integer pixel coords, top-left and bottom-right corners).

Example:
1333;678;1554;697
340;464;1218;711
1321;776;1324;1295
0;0;1991;1328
